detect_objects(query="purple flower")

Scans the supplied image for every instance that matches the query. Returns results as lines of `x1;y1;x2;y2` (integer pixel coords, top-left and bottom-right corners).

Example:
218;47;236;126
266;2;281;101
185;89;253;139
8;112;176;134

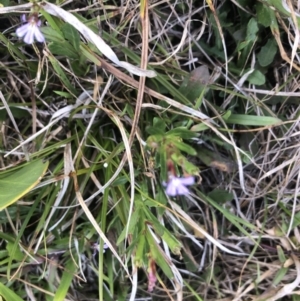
165;175;195;197
16;14;45;44
92;242;109;256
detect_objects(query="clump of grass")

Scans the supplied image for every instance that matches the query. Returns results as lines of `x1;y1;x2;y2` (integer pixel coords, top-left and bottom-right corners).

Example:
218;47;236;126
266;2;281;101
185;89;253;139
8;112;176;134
1;0;300;300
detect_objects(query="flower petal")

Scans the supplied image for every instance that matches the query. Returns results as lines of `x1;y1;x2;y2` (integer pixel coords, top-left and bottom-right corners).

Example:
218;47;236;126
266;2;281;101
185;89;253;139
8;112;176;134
179;176;195;186
33;27;45;42
165;176;193;196
23;28;35;44
16;24;30;38
21;14;27;23
166;182;177;196
175;184;190;195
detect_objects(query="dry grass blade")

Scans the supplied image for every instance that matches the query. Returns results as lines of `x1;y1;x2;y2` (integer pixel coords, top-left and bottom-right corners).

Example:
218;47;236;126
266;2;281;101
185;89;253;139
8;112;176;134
41;1;156;77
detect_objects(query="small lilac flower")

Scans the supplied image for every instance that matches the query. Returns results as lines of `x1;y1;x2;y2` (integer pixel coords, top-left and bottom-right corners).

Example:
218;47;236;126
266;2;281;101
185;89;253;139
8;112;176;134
165;175;195;197
92;242;109;257
16;14;45;44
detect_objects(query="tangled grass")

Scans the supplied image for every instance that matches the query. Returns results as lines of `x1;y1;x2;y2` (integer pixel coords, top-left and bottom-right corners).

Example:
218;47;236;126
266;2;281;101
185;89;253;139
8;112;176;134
1;0;300;300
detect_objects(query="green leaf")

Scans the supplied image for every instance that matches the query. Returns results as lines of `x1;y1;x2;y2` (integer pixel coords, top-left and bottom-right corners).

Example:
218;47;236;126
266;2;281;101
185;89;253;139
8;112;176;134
146;127;165;136
41;27;64;42
161;229;182;255
145;230;173;278
153;118;166;132
277;246;286;263
6;242;24;261
159;149;167;180
134;233;146;267
53;258;77;301
47;53;77;95
247;70;266;85
273;266;288;286
166;127;198;139
190;123;209;132
246;18;259;41
256;2;273;27
143;208;165;236
0;160;48;211
171;139;197;156
257;38;277;67
208;189;234;204
266;0;300;27
0;0;10;6
53;91;72;98
178;65;211;102
116;206;142;245
48;41;79;59
0;282;23;301
225;114;281;126
170;153;200;175
61;23;81;52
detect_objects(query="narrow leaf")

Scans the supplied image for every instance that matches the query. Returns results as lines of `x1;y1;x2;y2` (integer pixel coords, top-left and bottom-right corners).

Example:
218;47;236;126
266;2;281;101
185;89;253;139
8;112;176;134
0;282;23;301
225;114;281;126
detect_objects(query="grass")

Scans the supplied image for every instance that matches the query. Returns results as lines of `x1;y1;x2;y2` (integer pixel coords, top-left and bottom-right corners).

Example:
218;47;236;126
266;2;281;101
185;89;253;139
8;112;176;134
1;0;300;300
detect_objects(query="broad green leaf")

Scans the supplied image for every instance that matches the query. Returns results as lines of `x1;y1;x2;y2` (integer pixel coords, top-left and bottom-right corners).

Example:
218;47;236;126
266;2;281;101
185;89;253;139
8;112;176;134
257;38;277;67
62;23;80;51
153;118;167;132
208;189;234;204
178;65;211;102
146;127;165;136
0;0;10;6
6;242;23;261
40;10;64;35
256;2;273;27
48;41;79;59
246;18;259;41
225;114;281;126
0;282;23;301
41;26;64;42
247;70;266;85
0;160;48;210
264;0;300;27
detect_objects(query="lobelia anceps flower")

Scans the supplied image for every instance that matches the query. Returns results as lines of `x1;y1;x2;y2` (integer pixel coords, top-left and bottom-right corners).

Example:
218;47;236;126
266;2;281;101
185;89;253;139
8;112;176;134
16;14;45;44
165;175;195;197
92;242;109;257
